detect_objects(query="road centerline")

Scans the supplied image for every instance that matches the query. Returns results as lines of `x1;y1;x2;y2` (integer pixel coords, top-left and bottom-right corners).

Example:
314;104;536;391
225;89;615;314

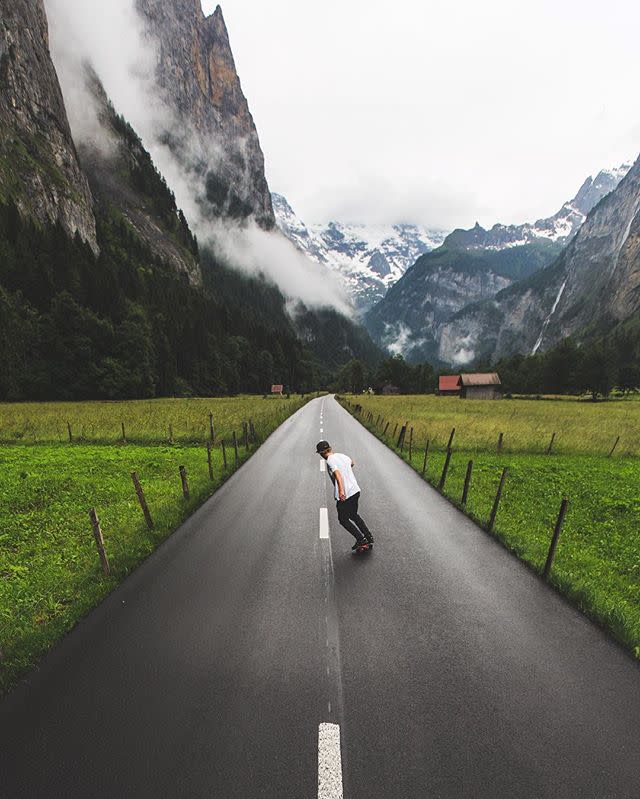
318;722;343;799
319;508;329;539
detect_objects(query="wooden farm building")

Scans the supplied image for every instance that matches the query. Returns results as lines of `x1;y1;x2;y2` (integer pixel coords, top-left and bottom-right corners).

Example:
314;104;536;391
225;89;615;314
438;375;461;396
458;373;502;400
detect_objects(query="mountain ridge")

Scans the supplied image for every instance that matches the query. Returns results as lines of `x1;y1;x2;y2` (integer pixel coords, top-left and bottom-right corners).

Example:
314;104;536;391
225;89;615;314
364;162;632;363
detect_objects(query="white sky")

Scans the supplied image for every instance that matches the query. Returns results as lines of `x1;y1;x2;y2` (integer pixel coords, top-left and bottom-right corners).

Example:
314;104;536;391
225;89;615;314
204;0;638;230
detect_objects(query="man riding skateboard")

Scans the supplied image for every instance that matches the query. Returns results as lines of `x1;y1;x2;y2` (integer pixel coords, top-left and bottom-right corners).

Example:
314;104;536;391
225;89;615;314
316;440;374;552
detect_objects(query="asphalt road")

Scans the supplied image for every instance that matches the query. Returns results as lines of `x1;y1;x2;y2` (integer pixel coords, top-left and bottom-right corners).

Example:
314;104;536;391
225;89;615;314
2;395;640;798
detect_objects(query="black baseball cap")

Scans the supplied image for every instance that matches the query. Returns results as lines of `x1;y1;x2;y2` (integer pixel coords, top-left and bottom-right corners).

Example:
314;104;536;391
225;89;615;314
316;440;331;454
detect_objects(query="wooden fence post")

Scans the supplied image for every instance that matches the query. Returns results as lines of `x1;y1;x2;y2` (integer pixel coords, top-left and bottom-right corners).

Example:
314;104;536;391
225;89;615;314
243;422;249;452
168;424;173;444
121;422;126;443
209;413;215;442
488;467;508;532
446;427;456;451
422;439;430;476
383;421;389;437
438;448;453;490
206;443;214;481
408;427;413;460
249;419;256;443
232;431;239;465
67;422;73;442
89;508;110;576
398;425;407;451
221;440;228;470
497;432;503;453
547;432;556;455
543;498;569;579
608;436;620;457
392;423;398;441
131;472;153;529
179;465;190;499
461;460;473;507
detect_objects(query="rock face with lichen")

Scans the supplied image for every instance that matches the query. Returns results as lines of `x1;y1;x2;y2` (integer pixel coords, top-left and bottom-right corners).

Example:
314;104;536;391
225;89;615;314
136;0;274;229
0;0;98;251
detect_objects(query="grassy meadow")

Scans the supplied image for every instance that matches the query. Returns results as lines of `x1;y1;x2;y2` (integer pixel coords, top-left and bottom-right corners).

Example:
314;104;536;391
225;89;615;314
0;394;309;445
340;394;640;657
347;393;639;456
0;394;313;695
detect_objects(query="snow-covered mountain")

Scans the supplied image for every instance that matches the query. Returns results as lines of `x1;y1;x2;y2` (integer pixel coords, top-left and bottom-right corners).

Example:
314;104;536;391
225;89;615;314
364;163;633;363
436;156;640;366
272;193;447;312
444;164;633;252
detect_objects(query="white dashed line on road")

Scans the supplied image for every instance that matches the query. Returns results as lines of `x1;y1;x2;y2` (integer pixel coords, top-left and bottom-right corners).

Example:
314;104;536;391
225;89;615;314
318;722;343;799
319;507;329;539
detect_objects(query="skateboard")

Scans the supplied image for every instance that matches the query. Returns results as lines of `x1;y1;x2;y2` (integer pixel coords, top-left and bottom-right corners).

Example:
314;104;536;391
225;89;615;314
352;540;373;555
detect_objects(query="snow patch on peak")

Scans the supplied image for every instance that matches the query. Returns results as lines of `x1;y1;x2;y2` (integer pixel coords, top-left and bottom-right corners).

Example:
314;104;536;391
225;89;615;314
272;193;447;312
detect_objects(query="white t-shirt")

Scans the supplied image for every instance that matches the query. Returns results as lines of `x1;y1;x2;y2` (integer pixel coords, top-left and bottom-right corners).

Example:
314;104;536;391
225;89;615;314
326;452;360;501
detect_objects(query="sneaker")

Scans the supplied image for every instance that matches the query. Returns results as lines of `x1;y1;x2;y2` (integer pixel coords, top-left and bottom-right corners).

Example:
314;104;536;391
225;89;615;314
352;539;366;551
364;533;374;544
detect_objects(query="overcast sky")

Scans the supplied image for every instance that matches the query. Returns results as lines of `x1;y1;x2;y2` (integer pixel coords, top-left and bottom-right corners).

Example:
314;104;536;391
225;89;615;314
201;0;639;230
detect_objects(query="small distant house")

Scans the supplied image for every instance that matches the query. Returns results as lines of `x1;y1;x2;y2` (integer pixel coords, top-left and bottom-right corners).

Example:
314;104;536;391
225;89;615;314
438;375;461;396
458;373;502;400
380;384;400;395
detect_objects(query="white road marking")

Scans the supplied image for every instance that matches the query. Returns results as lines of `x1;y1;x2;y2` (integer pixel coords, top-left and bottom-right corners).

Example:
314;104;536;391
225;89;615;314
319;507;329;539
318;722;343;799
320;460;326;472
320;428;323;433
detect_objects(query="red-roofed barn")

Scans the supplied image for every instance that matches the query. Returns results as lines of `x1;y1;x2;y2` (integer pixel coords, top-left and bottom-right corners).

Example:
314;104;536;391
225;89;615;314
438;375;461;396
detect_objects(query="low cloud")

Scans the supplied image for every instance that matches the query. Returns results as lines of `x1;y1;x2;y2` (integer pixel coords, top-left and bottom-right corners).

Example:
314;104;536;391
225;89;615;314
204;221;352;313
45;0;348;313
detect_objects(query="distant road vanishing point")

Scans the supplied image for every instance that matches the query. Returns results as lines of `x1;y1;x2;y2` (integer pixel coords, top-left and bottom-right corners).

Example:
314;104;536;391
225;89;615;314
2;396;640;798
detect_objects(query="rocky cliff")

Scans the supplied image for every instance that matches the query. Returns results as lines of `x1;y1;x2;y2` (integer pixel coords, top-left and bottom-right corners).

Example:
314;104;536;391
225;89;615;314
365;163;631;363
78;69;201;285
0;0;97;251
136;0;274;229
438;156;640;364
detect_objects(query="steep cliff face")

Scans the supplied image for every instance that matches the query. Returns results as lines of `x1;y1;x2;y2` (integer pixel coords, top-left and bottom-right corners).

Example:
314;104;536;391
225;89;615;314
78;70;201;285
136;0;274;229
0;0;97;251
438;156;640;364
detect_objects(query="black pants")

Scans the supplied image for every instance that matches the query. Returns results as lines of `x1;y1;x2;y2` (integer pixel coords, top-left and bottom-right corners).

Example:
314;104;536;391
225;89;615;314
336;492;371;541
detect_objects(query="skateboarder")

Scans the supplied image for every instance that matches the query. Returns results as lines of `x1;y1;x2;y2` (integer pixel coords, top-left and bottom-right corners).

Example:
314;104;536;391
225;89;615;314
316;440;374;551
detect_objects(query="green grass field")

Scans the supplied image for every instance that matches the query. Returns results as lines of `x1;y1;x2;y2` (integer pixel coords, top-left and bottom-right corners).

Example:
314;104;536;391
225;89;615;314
0;394;309;444
346;393;640;455
340;394;640;658
0;394;313;695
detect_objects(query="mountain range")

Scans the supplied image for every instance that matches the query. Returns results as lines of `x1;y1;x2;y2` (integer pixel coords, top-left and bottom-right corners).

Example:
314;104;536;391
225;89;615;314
363;164;632;363
272;193;446;312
